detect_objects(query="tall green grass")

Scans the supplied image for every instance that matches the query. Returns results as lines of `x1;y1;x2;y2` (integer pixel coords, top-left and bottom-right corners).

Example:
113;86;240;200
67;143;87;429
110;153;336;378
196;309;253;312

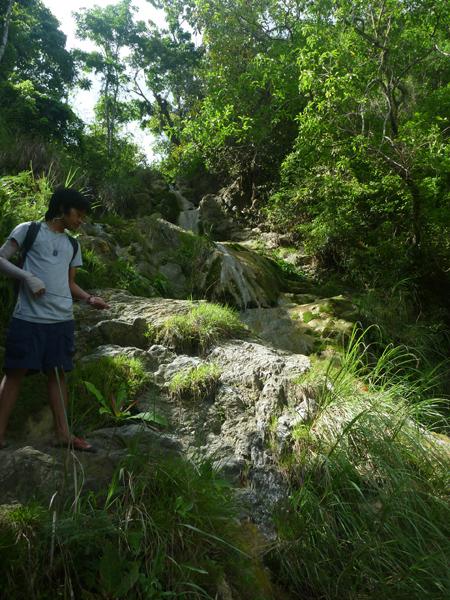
271;328;450;599
0;454;275;599
353;280;450;397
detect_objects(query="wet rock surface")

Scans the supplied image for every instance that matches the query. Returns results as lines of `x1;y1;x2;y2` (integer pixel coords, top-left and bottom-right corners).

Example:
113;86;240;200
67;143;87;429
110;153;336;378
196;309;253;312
241;293;357;354
79;216;293;309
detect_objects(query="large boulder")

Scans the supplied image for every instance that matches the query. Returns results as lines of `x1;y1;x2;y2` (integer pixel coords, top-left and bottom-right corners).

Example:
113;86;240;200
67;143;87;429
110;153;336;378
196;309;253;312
80;217;292;308
0;425;182;506
199;194;238;240
2;289;316;534
200;242;285;308
74;292;195;353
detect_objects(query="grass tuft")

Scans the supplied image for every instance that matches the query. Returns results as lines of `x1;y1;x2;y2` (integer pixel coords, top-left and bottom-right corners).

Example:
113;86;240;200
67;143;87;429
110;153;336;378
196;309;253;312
147;302;247;355
168;363;222;402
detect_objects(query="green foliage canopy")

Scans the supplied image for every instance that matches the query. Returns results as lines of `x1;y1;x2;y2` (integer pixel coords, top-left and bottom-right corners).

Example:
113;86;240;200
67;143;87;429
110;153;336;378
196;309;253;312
0;0;80;145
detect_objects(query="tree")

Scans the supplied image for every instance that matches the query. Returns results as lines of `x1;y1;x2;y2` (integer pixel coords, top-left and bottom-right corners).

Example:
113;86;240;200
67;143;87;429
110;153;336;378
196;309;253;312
0;0;80;149
130;13;204;147
268;0;450;282
74;0;140;155
148;0;308;203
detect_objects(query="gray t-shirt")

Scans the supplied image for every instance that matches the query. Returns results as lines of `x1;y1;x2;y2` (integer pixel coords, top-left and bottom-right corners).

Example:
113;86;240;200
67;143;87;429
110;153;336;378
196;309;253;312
9;221;83;323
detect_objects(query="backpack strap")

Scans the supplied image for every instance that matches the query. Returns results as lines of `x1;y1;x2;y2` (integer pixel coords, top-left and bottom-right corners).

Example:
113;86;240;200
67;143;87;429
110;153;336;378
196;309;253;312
14;221;41;298
19;221;41;267
67;235;79;264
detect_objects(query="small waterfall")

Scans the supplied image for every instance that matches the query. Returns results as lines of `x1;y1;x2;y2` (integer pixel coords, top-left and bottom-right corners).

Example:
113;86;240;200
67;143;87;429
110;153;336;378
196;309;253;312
170;186;200;234
215;243;261;309
179;209;200;233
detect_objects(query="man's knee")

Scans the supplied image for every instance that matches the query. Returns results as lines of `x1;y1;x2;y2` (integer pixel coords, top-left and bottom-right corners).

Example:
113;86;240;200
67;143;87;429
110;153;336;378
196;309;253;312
3;368;28;381
46;368;65;382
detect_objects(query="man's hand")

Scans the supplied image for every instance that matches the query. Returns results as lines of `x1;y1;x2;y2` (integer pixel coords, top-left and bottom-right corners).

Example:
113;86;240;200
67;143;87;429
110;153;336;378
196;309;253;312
24;273;46;298
87;295;110;309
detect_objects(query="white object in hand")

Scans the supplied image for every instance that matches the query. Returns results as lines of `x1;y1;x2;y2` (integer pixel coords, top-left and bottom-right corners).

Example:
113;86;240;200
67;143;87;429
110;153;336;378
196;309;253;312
0;239;46;295
24;273;46;295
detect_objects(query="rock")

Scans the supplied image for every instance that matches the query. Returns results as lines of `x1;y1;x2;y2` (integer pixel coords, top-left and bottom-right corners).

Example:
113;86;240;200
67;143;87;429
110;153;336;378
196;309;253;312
202;242;284;308
274;390;318;454
81;215;293;309
199;194;239;240
89;423;183;455
154;355;202;384
87;318;149;349
74;292;195;353
212;456;247;483
159;262;187;296
241;295;357;353
81;344;172;372
0;446;63;504
208;341;309;391
241;306;318;355
0;424;183;505
237;467;289;537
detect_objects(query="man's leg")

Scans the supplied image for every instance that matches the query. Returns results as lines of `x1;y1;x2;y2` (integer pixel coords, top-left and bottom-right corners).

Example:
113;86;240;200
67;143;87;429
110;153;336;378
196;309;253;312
47;368;71;442
0;368;28;446
47;368;95;451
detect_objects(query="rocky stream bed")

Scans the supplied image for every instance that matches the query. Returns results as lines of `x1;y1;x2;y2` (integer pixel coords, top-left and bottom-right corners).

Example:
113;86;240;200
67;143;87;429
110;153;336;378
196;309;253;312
0;204;358;538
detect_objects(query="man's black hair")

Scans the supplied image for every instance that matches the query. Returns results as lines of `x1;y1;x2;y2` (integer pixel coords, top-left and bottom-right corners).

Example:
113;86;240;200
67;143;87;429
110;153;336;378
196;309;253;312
45;188;90;220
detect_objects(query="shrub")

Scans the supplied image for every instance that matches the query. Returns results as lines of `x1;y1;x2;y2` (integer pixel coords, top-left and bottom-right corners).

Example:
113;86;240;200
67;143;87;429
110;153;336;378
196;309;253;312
75;249;157;299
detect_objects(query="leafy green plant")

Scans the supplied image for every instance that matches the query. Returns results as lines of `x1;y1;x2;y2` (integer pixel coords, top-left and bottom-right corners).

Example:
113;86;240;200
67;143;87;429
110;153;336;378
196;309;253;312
84;380;167;427
84;380;138;420
146;302;247;355
115;257;156;298
168;363;222;402
68;355;150;432
302;311;314;324
149;272;170;296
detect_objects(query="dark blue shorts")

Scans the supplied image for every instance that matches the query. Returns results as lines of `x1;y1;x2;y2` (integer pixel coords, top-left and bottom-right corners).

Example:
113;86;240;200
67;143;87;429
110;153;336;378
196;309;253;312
3;317;75;374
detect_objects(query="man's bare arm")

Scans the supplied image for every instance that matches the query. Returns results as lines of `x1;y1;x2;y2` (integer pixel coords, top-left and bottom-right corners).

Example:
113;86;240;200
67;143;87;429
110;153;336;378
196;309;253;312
0;239;45;297
68;267;110;309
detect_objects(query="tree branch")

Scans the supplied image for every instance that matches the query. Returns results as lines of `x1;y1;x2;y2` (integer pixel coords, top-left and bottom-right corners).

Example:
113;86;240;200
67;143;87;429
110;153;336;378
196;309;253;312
434;44;450;57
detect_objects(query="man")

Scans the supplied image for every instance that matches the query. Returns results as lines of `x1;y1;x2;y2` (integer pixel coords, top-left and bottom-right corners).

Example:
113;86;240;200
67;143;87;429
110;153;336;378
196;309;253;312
0;188;109;451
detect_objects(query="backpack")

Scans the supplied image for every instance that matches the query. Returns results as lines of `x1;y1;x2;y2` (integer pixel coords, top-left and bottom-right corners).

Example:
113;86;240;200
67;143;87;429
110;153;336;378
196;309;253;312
14;221;79;297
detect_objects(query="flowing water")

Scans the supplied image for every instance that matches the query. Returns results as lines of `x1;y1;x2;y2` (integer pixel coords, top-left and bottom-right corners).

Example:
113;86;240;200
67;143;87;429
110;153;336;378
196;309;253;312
215;242;261;309
172;186;278;309
171;186;200;234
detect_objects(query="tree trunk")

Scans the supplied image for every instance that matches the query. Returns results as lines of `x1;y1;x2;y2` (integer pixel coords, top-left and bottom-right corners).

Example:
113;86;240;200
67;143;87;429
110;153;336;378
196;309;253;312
407;179;422;250
0;0;15;65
